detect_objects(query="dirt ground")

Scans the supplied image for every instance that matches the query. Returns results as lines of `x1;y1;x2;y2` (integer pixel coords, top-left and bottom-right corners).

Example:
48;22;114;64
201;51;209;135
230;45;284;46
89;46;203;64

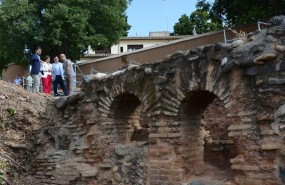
0;80;54;184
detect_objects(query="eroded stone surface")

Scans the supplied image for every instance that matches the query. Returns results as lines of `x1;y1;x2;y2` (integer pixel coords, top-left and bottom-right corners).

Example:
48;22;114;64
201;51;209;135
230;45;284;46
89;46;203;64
34;16;285;185
2;16;285;185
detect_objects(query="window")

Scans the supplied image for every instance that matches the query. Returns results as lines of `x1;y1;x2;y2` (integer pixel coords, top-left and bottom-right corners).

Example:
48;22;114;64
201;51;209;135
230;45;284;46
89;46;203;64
127;45;143;52
120;47;124;53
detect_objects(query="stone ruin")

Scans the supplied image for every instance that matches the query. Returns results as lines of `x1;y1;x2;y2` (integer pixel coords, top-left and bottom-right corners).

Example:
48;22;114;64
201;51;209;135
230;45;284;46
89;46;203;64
2;16;285;185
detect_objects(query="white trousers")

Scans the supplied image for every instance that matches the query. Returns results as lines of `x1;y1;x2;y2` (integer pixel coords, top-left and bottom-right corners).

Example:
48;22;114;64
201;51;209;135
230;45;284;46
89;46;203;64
32;74;40;93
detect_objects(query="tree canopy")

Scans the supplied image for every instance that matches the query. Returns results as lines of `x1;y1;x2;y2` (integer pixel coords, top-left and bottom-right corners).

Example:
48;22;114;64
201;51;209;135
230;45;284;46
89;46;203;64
173;0;285;36
211;0;285;27
0;0;131;71
172;0;222;35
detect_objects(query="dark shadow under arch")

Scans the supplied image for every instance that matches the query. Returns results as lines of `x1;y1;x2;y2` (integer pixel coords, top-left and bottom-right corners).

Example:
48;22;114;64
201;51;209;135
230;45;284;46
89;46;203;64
178;90;237;182
110;93;149;144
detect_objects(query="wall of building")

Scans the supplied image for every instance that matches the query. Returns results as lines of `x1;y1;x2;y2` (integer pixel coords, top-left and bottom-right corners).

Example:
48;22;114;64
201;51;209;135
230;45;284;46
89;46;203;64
1;23;258;82
1;64;27;82
111;38;178;54
77;23;258;75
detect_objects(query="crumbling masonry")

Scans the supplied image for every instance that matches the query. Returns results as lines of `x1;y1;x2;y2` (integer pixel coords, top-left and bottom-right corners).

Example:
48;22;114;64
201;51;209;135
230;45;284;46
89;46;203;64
33;16;285;185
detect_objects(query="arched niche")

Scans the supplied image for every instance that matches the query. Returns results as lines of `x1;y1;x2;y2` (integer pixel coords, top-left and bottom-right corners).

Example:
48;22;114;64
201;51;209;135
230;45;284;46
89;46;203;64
178;90;237;183
109;93;149;144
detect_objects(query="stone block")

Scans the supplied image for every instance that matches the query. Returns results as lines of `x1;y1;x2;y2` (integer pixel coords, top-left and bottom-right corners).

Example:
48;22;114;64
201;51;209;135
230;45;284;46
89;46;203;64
238;179;263;185
149;169;159;175
260;129;276;135
54;96;68;110
228;124;252;131
261;143;280;150
159;175;169;181
237;111;256;116
268;77;285;85
167;169;184;177
98;108;109;114
162;104;179;112
241;117;252;123
98;162;112;169
99;101;110;110
228;131;240;137
244;66;264;76
99;97;111;107
149;146;172;158
162;98;179;108
155;121;168;127
230;155;245;164
114;172;122;182
149;133;168;138
168;121;180;127
149;175;160;185
176;88;185;100
277;103;285;117
225;101;236;108
167;133;182;138
149;160;173;169
253;52;278;64
248;172;274;179
276;60;285;72
163;111;178;116
231;165;259;171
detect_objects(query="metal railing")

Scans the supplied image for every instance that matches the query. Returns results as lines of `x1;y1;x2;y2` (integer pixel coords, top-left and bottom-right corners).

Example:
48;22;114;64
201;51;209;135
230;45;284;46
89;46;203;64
223;20;270;44
90;68;100;75
129;60;142;66
20;76;42;93
257;21;270;31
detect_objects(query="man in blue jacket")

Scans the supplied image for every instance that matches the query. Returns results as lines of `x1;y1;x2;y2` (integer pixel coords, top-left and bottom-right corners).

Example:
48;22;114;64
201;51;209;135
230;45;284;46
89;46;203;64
30;46;42;93
52;56;68;96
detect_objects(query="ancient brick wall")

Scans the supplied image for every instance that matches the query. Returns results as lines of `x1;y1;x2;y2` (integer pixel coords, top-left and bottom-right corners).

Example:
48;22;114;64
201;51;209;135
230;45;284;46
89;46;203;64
33;16;285;185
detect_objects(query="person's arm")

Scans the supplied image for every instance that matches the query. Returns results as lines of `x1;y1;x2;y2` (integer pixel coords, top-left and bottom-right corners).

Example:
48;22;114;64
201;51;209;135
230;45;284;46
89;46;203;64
67;60;72;72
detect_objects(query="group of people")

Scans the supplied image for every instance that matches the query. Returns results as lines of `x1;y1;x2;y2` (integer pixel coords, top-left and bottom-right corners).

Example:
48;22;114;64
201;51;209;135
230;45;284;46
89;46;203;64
29;46;76;96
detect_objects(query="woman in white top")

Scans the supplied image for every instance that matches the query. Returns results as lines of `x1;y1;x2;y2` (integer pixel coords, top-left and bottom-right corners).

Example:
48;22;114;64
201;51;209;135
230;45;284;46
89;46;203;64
41;55;52;94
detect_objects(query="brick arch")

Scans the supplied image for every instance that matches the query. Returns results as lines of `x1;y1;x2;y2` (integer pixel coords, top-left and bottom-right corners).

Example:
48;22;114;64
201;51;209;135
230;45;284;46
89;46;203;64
148;54;257;184
97;74;159;117
108;92;147;143
176;90;237;182
95;77;159;145
94;78;160;184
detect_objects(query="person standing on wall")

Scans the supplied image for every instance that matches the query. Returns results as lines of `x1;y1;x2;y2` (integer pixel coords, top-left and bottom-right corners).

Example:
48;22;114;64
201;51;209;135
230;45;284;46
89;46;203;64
41;55;52;94
60;53;76;95
30;46;42;93
52;56;68;96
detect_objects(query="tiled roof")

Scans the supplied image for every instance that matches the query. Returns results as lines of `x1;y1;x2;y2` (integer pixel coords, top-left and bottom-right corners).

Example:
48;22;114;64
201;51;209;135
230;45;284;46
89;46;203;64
83;53;114;57
120;35;191;40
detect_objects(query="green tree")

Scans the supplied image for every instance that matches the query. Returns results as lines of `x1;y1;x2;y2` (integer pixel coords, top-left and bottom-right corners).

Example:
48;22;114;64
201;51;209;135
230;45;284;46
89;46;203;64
0;0;39;70
0;0;131;71
211;0;285;27
173;0;222;35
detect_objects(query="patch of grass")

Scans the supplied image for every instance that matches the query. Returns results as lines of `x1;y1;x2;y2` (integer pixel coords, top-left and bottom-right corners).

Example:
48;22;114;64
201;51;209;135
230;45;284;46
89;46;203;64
0;122;12;131
7;108;17;116
0;161;6;169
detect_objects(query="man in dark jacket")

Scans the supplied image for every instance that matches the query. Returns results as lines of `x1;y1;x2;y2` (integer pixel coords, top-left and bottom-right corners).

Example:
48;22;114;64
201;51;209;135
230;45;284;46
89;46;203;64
30;46;42;93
